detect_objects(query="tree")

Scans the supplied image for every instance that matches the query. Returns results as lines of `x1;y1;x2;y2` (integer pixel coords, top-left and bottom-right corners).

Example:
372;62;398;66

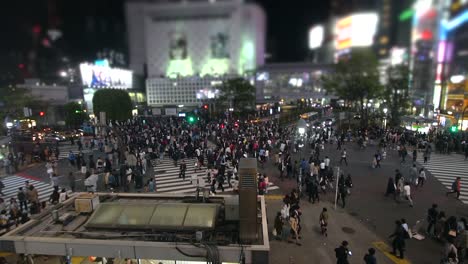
385;65;411;127
322;49;383;125
92;89;132;121
216;78;255;117
64;102;88;129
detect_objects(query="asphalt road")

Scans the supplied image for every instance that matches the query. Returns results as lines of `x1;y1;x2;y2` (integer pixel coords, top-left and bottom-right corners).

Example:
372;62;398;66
14;127;468;264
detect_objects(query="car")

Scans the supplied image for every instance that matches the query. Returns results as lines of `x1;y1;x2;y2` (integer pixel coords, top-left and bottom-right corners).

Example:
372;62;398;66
353;114;361;120
43;133;66;142
312;121;322;129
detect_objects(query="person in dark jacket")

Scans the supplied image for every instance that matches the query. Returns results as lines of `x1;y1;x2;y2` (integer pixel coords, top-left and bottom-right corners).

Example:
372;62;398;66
389;220;406;259
335;240;350;264
364;248;377;264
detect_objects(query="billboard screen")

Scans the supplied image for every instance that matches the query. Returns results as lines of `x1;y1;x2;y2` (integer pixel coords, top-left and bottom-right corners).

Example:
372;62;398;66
80;63;133;89
309;25;324;50
335;13;379;50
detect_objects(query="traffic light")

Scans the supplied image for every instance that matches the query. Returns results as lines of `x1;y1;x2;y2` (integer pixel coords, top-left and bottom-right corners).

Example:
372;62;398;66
203;104;209;110
39;111;45;116
220;123;225;129
187;115;196;124
74;110;81;113
234;122;239;128
451;126;458;133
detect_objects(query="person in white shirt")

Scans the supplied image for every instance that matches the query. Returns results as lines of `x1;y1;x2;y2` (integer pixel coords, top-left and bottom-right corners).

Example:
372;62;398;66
403;182;413;207
324;156;330;168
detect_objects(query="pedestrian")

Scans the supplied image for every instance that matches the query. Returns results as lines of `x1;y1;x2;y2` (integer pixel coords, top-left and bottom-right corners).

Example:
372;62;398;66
68;151;76;167
338;176;347;208
426;204;438;236
446;177;461;199
363;248;377;264
17;187;27;212
442;237;458;263
409;164;418;186
273;212;283;240
288;214;301;246
0;181;4;196
403;182;413;207
385;177;396;200
417;168;426;187
335;241;350;264
179;160;187;180
340;149;348;166
389;220;406;259
319;207;328;236
67;172;76;192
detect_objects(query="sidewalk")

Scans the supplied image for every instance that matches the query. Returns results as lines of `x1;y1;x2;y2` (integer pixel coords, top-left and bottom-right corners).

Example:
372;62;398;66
266;197;399;264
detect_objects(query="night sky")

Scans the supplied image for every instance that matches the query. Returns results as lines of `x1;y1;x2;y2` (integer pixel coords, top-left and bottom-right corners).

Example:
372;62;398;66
2;0;330;64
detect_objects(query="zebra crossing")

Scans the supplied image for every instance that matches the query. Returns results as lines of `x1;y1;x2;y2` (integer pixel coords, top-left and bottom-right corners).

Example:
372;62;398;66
417;153;468;203
152;157;279;194
57;143;93;159
0;175;55;205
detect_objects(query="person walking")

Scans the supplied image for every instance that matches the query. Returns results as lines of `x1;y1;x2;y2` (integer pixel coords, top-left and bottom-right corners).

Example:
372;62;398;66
67;172;76;192
335;241;350;264
403;182;413;207
446;177;461;199
319;207;328;237
179;160;187;180
273;212;283;240
288;214;301;246
385;177;397;200
340;149;348;166
417;168;426;187
389;220;406;259
426;204;438;236
338;176;347;208
17;187;27;212
363;248;377;264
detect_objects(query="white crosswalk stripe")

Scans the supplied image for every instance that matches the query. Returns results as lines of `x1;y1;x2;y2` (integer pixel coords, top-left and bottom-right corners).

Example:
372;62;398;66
0;175;55;205
57;143;93;159
417;153;468;203
152;158;279;194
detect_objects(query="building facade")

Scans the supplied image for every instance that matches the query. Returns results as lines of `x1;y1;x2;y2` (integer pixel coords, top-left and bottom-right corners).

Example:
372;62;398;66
254;63;333;104
146;75;235;107
125;0;266;77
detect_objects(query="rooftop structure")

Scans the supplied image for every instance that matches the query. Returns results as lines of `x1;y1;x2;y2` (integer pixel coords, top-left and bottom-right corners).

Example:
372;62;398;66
0;193;269;264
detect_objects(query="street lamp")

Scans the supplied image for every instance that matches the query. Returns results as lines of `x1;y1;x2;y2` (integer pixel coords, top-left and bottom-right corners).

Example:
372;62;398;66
383;108;388;128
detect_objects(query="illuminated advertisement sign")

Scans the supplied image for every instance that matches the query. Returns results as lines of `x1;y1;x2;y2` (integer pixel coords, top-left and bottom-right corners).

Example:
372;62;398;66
335;13;379;50
80;63;133;89
309;25;324;50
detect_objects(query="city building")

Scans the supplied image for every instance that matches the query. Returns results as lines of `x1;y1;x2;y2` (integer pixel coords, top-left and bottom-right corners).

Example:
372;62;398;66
16;79;70;126
254;63;333;104
436;1;468;128
0;192;270;264
146;75;235;109
125;0;266;77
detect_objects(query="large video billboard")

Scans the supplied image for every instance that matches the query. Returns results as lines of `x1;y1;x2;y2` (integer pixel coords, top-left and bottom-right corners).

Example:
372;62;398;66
79;63;133;89
335;13;379;50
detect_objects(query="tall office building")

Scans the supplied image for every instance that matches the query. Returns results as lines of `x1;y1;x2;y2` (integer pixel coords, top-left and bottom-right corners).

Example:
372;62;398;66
125;0;266;109
126;0;266;77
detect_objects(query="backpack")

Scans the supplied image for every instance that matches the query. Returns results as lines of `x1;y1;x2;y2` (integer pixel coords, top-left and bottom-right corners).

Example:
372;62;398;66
452;181;457;191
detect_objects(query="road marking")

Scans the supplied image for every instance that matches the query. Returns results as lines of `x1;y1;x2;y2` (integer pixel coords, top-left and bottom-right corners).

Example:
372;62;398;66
265;194;284;200
71;256;86;264
372;241;411;264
